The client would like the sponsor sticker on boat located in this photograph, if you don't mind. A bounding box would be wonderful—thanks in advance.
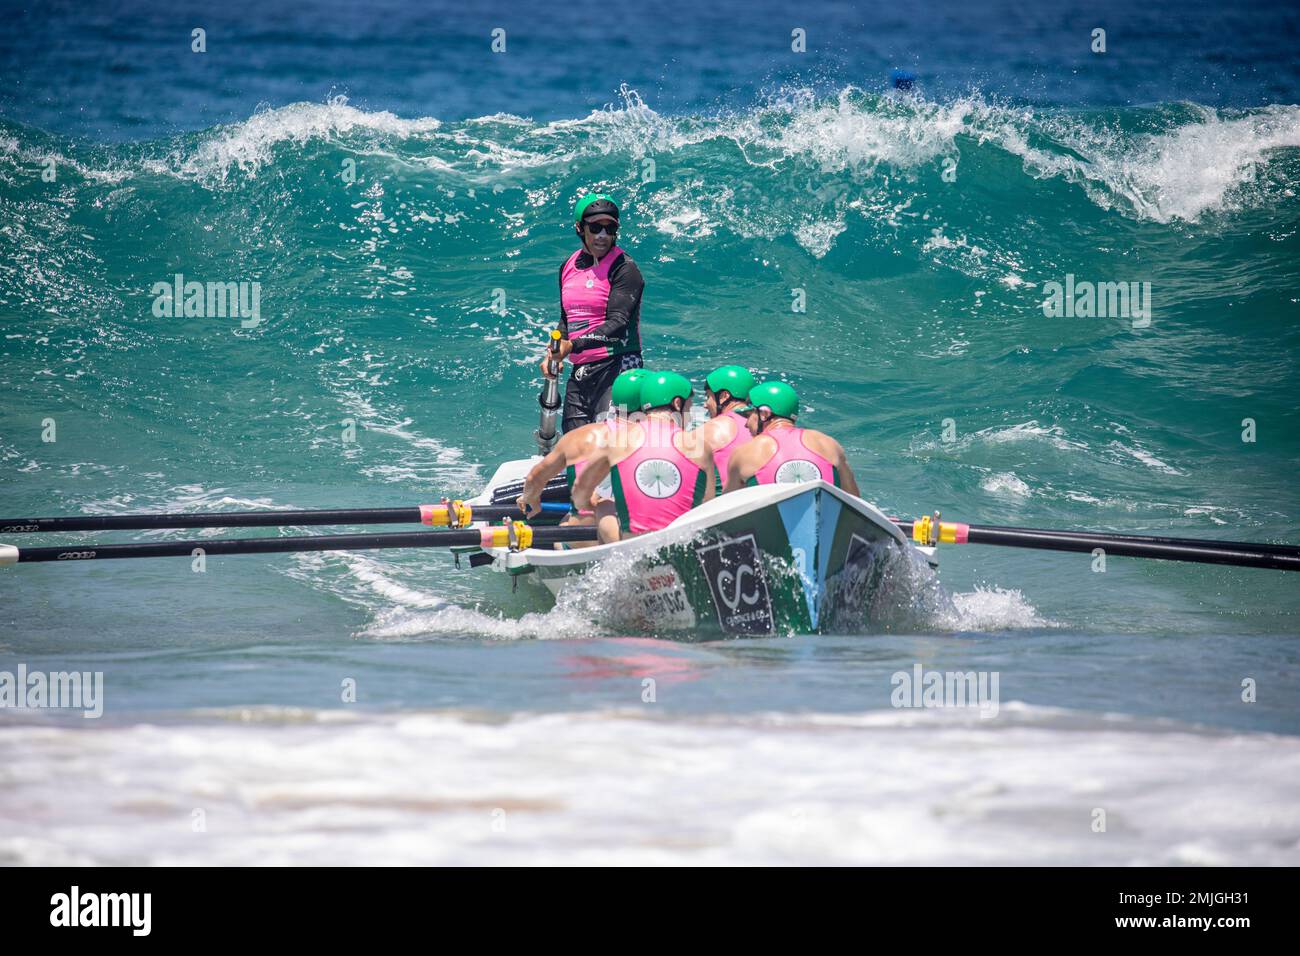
[695,533,774,634]
[825,532,892,626]
[629,564,695,628]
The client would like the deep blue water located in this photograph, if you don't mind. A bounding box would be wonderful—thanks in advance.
[3,0,1299,142]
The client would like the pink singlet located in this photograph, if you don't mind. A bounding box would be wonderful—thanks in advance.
[751,426,839,487]
[560,245,625,365]
[610,418,707,534]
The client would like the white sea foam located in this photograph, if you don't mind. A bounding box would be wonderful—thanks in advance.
[1039,104,1300,223]
[792,218,848,258]
[364,603,596,642]
[10,88,1292,243]
[948,586,1058,631]
[981,472,1033,498]
[149,95,442,184]
[2,706,1295,865]
[328,387,482,489]
[292,551,451,612]
[1107,439,1184,476]
[588,88,1300,233]
[916,421,1090,459]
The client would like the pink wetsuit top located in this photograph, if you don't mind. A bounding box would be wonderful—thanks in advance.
[561,245,624,365]
[751,426,839,486]
[610,417,707,534]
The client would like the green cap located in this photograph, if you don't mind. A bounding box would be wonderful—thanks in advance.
[639,371,693,411]
[609,368,647,413]
[573,193,618,223]
[739,381,799,419]
[705,365,756,401]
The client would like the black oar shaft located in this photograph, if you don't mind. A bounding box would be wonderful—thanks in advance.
[1,508,420,534]
[896,522,1300,571]
[0,504,545,534]
[10,526,597,564]
[970,523,1300,557]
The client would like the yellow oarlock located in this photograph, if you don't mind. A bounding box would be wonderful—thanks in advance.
[421,500,473,528]
[912,515,934,545]
[480,521,534,551]
[911,513,969,546]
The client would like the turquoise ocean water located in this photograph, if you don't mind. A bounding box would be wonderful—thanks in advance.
[1,0,1299,864]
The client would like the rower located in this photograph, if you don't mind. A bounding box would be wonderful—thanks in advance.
[515,369,646,522]
[697,364,756,493]
[723,381,861,496]
[572,371,716,544]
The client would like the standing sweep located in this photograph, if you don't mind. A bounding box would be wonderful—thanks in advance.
[538,194,646,434]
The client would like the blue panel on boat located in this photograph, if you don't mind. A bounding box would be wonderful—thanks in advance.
[774,489,816,632]
[778,489,822,629]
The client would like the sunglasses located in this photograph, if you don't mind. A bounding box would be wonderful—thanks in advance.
[583,220,618,236]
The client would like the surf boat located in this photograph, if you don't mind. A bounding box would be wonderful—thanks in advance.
[463,458,937,636]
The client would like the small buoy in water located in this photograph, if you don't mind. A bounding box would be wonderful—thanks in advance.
[890,69,916,91]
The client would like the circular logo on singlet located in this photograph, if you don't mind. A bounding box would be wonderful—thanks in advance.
[634,459,683,498]
[585,278,595,289]
[774,459,822,484]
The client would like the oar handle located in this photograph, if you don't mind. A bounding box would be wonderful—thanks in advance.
[545,327,563,378]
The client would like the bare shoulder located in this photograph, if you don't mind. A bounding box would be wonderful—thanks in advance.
[602,418,641,464]
[621,418,644,445]
[804,428,846,459]
[579,420,613,450]
[676,426,713,464]
[732,433,772,466]
[562,423,592,449]
[698,415,733,450]
[556,423,593,461]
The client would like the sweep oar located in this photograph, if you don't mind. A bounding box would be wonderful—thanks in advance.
[536,328,564,455]
[0,501,569,535]
[963,524,1300,556]
[0,523,596,565]
[898,517,1300,572]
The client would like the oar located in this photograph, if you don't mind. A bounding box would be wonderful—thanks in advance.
[0,524,597,565]
[964,524,1300,556]
[536,328,564,455]
[0,502,570,534]
[897,517,1300,572]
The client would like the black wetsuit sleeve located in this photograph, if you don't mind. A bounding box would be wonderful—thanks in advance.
[568,254,643,353]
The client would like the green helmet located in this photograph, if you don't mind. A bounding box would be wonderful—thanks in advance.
[639,371,693,411]
[609,368,646,414]
[741,381,799,419]
[573,193,618,224]
[705,365,755,402]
